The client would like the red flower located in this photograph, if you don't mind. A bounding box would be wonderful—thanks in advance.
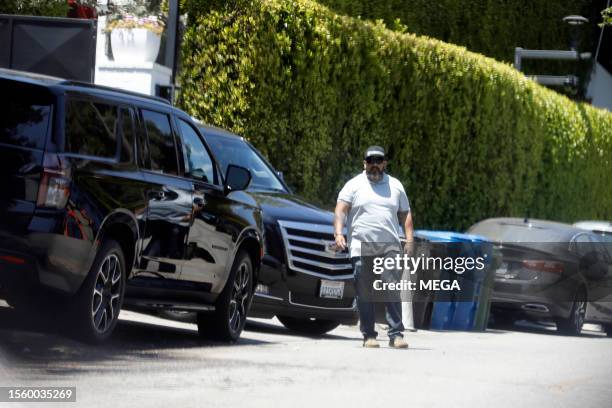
[67,1,98,19]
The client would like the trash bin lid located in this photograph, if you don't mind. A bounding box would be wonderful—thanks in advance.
[414,230,490,243]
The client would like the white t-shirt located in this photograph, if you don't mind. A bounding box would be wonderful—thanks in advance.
[337,172,410,257]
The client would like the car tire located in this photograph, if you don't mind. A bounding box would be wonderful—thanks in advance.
[197,250,253,343]
[556,289,586,336]
[73,240,126,343]
[277,316,341,336]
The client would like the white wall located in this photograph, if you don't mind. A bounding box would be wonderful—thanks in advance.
[587,63,612,112]
[94,16,171,97]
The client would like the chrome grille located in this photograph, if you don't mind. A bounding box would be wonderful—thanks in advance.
[278,220,353,279]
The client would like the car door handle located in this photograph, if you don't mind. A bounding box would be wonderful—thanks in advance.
[148,190,165,200]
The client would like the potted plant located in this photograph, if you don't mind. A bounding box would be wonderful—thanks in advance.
[105,0,165,63]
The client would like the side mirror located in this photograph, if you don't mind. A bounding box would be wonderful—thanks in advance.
[225,164,251,193]
[277,170,284,181]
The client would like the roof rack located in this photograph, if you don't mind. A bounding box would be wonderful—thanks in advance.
[59,80,172,105]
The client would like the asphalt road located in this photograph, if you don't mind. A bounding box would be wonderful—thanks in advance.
[0,301,611,408]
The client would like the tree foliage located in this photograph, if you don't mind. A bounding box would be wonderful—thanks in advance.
[602,6,612,26]
[315,0,594,64]
[0,0,69,16]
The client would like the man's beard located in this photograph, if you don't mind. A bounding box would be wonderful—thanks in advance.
[366,167,384,182]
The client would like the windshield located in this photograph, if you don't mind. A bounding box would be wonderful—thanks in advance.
[203,131,287,192]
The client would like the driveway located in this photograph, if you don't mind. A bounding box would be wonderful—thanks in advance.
[0,302,611,408]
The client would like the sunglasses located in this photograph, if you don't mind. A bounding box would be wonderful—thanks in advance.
[365,156,385,164]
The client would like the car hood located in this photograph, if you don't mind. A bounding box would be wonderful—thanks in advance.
[249,191,334,225]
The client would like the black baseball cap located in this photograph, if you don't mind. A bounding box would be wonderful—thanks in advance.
[364,146,385,160]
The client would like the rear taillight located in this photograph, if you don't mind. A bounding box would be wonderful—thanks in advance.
[0,255,26,265]
[37,153,71,209]
[522,260,564,274]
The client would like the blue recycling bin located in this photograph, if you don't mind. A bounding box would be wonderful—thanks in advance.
[413,230,494,331]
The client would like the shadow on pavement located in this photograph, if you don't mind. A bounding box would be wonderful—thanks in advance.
[487,319,607,339]
[0,305,274,375]
[245,319,362,341]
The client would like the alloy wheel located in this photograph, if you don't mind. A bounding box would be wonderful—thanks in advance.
[228,261,251,334]
[91,254,122,334]
[573,298,586,333]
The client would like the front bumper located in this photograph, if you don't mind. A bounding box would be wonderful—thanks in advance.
[249,258,358,324]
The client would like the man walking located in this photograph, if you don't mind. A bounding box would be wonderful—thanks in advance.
[334,146,413,348]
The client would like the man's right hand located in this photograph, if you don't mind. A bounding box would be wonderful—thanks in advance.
[335,234,347,251]
[333,200,350,252]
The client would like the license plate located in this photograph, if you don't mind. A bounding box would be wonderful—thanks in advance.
[319,280,344,299]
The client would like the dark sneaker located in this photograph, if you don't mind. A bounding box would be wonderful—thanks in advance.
[363,337,380,348]
[389,337,408,349]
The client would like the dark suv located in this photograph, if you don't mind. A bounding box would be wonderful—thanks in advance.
[0,69,263,343]
[199,125,358,335]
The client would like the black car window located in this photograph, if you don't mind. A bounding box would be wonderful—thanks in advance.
[66,99,119,158]
[0,80,52,150]
[141,110,178,175]
[177,119,216,185]
[135,111,149,169]
[119,108,135,164]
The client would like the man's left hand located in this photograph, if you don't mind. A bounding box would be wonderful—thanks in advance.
[404,241,415,256]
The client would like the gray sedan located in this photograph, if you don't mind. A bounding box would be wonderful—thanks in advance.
[468,218,612,336]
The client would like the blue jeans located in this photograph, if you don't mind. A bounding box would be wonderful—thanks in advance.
[352,256,404,340]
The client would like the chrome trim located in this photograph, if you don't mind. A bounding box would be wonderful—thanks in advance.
[122,298,215,312]
[295,271,353,280]
[285,233,337,246]
[521,303,550,313]
[290,255,352,270]
[278,220,352,279]
[280,220,337,234]
[286,243,348,259]
[254,293,284,302]
[288,292,356,311]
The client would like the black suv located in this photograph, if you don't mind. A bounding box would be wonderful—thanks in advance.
[199,125,358,335]
[0,69,263,343]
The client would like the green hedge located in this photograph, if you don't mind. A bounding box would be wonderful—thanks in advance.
[314,0,599,99]
[314,0,593,64]
[179,0,612,230]
[0,0,68,17]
